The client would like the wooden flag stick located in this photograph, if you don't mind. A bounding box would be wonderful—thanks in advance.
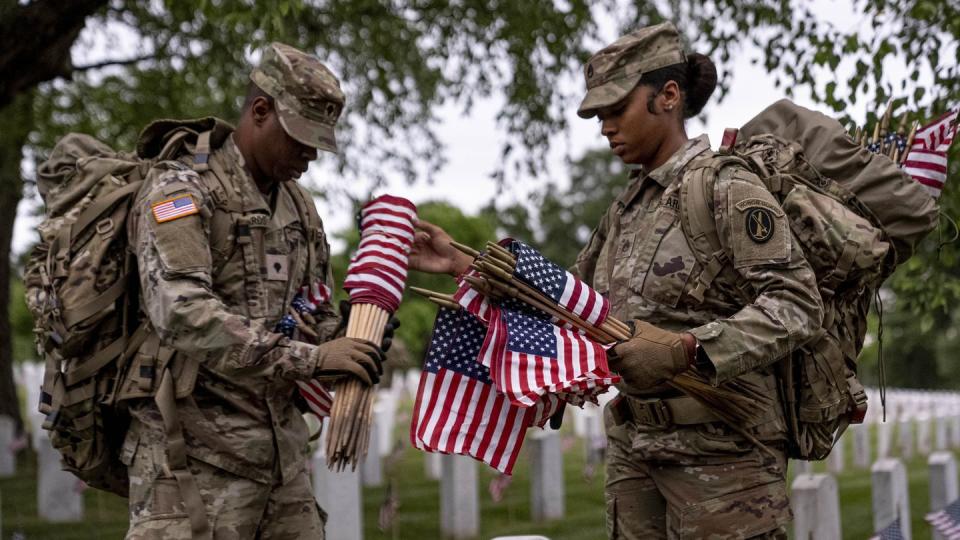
[449,241,480,257]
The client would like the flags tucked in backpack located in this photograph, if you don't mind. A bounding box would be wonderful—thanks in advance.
[903,108,958,198]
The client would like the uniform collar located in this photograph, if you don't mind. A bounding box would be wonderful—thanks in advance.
[647,134,711,187]
[219,135,271,213]
[615,134,711,211]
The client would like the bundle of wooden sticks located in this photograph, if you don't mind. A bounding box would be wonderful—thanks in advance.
[412,240,773,428]
[325,303,392,471]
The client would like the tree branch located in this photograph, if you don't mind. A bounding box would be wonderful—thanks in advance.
[72,53,157,73]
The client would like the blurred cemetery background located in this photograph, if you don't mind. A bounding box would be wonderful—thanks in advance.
[1,0,958,538]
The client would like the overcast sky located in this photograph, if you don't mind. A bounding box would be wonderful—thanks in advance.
[13,0,927,256]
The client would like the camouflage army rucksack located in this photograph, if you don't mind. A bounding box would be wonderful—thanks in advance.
[24,118,233,495]
[679,100,939,460]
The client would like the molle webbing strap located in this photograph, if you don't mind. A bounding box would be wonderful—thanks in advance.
[62,278,126,329]
[679,164,726,302]
[155,367,212,540]
[192,130,212,172]
[69,181,142,244]
[285,184,318,285]
[63,337,125,387]
[157,130,193,162]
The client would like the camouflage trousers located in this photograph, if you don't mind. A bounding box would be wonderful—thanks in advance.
[123,427,325,539]
[603,403,790,539]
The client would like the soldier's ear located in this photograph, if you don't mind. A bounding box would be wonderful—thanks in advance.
[249,96,274,126]
[659,80,682,114]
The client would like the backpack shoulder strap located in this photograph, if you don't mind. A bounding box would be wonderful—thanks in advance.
[680,156,735,303]
[284,182,322,285]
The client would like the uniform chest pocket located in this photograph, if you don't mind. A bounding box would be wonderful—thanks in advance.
[632,214,697,309]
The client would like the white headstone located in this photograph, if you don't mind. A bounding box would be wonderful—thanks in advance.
[852,423,871,469]
[791,473,841,540]
[929,452,958,540]
[792,460,813,475]
[312,441,363,539]
[0,416,16,477]
[361,420,383,487]
[425,451,442,480]
[827,433,845,473]
[36,435,83,522]
[916,418,932,455]
[934,416,949,451]
[871,458,912,540]
[529,430,564,521]
[375,391,398,457]
[951,416,960,449]
[440,454,479,539]
[897,420,913,459]
[878,421,892,459]
[20,362,47,450]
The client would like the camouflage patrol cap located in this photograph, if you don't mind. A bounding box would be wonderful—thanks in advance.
[250,42,345,153]
[577,22,687,119]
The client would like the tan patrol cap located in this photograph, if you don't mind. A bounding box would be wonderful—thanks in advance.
[577,22,687,119]
[250,42,345,153]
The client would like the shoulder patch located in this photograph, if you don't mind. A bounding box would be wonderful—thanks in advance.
[744,207,775,243]
[152,194,199,223]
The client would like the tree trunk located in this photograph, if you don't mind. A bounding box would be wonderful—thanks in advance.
[0,94,34,432]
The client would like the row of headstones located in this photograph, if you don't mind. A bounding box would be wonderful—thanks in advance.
[862,388,960,425]
[793,452,958,540]
[313,428,566,540]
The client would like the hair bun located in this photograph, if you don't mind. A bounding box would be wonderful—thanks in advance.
[684,53,717,117]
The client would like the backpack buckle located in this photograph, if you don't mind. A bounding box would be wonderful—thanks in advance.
[96,218,115,238]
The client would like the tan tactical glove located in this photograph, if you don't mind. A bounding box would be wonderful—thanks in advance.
[609,321,691,390]
[312,337,384,385]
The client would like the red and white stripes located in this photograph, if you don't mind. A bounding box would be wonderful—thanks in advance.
[343,195,417,312]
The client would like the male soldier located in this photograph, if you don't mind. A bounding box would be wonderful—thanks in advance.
[123,43,384,539]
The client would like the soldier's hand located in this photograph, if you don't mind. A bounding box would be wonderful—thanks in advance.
[409,220,473,276]
[312,337,385,385]
[608,321,693,389]
[381,315,400,353]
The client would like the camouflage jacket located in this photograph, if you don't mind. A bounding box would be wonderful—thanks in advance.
[126,135,339,484]
[572,135,824,434]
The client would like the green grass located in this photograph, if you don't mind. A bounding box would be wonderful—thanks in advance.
[1,417,955,539]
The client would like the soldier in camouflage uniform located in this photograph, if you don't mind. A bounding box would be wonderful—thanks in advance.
[408,21,822,540]
[122,43,384,539]
[569,23,824,538]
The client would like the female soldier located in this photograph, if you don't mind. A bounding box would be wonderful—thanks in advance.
[410,22,823,539]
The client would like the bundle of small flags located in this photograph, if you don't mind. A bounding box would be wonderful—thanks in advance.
[855,102,958,199]
[410,239,621,474]
[274,281,336,418]
[342,195,417,312]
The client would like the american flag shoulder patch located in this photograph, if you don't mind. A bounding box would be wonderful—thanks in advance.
[152,194,199,223]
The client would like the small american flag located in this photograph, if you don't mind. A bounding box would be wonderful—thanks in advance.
[927,497,960,539]
[151,195,198,223]
[511,240,609,326]
[483,297,619,407]
[343,195,417,312]
[410,307,558,474]
[868,518,906,540]
[903,108,958,198]
[273,279,336,418]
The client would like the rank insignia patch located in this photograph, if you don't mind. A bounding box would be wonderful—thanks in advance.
[152,195,199,223]
[745,207,774,243]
